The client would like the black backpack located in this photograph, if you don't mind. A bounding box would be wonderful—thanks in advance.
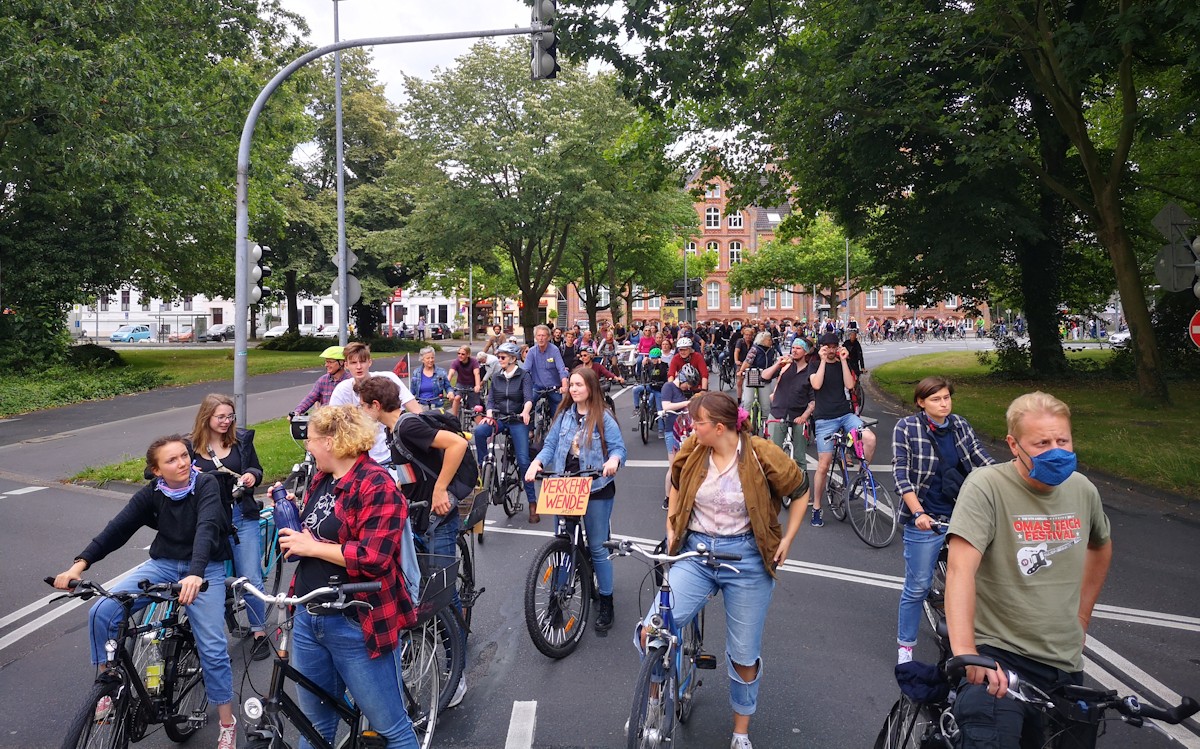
[390,411,479,499]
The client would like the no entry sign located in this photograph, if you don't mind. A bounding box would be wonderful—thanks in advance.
[1190,310,1200,351]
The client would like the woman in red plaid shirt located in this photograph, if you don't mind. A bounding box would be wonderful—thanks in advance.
[278,405,419,749]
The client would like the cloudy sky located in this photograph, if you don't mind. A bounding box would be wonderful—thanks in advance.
[277,0,535,103]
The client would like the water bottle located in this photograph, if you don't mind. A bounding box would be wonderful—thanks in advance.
[273,488,302,562]
[143,636,164,694]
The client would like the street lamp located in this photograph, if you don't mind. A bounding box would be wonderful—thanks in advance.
[333,0,350,346]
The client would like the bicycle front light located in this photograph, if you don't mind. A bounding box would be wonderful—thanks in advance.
[243,697,264,720]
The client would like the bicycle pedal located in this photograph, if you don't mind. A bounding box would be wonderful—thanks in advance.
[694,654,718,670]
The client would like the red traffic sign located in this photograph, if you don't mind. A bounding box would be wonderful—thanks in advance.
[1190,310,1200,351]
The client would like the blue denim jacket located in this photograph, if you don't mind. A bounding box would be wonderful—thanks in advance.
[534,406,627,494]
[411,366,452,403]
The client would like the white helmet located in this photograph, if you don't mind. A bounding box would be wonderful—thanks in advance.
[676,337,694,349]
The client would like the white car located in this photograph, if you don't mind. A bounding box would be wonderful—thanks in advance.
[1107,331,1131,347]
[263,324,319,338]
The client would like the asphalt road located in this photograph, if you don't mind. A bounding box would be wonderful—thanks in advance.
[0,338,1197,748]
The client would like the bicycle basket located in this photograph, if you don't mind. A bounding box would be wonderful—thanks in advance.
[457,488,488,529]
[290,415,310,440]
[745,368,764,388]
[413,553,460,625]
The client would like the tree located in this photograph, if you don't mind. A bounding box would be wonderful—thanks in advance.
[0,0,311,361]
[400,39,648,341]
[560,0,1200,402]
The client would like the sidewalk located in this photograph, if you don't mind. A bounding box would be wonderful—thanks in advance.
[0,355,403,482]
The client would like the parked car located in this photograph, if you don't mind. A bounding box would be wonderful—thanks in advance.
[313,325,338,338]
[199,323,234,342]
[167,329,194,343]
[428,323,454,340]
[264,324,321,338]
[1107,331,1131,348]
[110,324,152,343]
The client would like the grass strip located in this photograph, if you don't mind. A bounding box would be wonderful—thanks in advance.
[871,351,1199,498]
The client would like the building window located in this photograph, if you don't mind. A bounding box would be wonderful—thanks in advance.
[303,306,314,325]
[685,241,697,256]
[730,291,743,309]
[705,183,721,199]
[883,287,896,308]
[649,296,660,310]
[705,207,720,229]
[322,306,333,325]
[866,290,879,308]
[183,296,193,312]
[780,289,793,309]
[99,295,110,312]
[707,282,720,309]
[729,241,742,265]
[727,213,743,229]
[765,289,777,309]
[141,295,151,312]
[598,287,610,307]
[120,290,130,312]
[945,295,959,309]
[159,300,172,312]
[212,308,224,324]
[632,285,644,311]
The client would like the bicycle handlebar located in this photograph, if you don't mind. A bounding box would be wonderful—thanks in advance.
[534,469,601,479]
[227,577,381,610]
[603,539,742,567]
[44,577,208,600]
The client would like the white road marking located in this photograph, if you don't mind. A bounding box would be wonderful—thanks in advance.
[505,700,537,749]
[1,485,46,496]
[1084,648,1200,747]
[0,566,142,653]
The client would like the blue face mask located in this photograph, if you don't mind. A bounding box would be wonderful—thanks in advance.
[1017,444,1076,486]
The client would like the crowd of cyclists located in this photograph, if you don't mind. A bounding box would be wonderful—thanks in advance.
[51,312,1166,749]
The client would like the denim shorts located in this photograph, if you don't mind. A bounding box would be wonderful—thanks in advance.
[814,412,865,454]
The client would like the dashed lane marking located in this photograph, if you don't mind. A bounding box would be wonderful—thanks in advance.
[505,701,537,749]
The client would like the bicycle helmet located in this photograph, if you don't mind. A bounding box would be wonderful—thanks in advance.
[497,342,522,358]
[649,347,663,358]
[675,337,693,350]
[319,345,345,360]
[677,363,700,387]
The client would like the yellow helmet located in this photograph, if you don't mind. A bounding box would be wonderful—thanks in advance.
[319,346,345,360]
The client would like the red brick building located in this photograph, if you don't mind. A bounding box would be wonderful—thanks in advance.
[566,175,988,328]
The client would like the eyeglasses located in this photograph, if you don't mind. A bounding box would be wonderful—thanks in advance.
[214,414,237,423]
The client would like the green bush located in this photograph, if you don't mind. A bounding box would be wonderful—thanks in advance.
[0,366,169,417]
[67,343,126,369]
[975,335,1034,379]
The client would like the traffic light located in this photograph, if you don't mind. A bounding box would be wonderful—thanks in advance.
[249,243,272,305]
[531,0,559,80]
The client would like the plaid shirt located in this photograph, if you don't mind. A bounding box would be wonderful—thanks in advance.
[310,453,416,657]
[293,371,351,415]
[892,413,995,499]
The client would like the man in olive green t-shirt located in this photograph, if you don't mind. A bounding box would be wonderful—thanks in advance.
[946,392,1112,748]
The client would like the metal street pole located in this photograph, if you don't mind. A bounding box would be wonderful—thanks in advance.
[683,248,689,325]
[234,26,537,427]
[334,0,349,346]
[844,237,850,327]
[468,265,474,344]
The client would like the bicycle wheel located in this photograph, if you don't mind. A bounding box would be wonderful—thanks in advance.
[873,694,935,749]
[224,586,252,640]
[524,539,592,658]
[675,611,705,724]
[432,607,465,714]
[502,473,521,518]
[627,645,674,749]
[402,625,441,749]
[163,625,209,742]
[827,453,849,521]
[62,678,131,749]
[456,533,478,633]
[480,459,498,508]
[639,401,651,445]
[848,471,898,548]
[259,514,287,595]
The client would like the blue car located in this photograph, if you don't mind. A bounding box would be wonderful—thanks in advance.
[110,324,152,343]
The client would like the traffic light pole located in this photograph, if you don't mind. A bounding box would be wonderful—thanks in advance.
[234,25,544,427]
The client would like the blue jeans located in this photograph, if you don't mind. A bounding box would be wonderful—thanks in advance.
[425,502,464,619]
[814,412,865,454]
[636,532,774,716]
[232,506,267,633]
[582,496,614,596]
[896,524,943,647]
[631,386,663,428]
[88,558,233,705]
[473,419,536,507]
[292,610,419,749]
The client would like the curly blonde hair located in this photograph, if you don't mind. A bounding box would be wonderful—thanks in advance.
[308,405,377,459]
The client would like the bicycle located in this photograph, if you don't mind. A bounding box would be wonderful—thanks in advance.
[920,518,951,636]
[51,578,210,749]
[635,373,658,445]
[453,386,478,432]
[530,387,559,453]
[717,355,735,392]
[762,417,804,509]
[523,469,602,659]
[875,652,1199,749]
[604,539,739,749]
[231,563,457,749]
[742,367,766,435]
[822,416,899,548]
[478,414,523,518]
[284,414,317,503]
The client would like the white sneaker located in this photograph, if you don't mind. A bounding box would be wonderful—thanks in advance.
[216,717,236,749]
[898,646,914,664]
[731,734,754,749]
[448,675,467,708]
